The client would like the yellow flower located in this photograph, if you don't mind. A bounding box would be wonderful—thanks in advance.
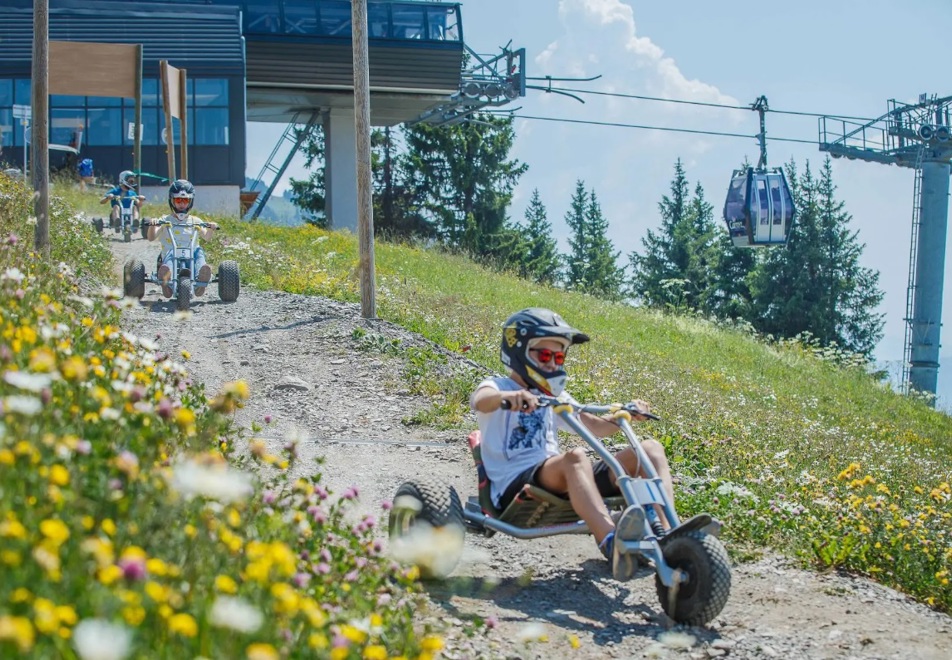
[174,408,195,428]
[146,558,168,577]
[101,519,117,536]
[569,634,581,649]
[122,606,146,626]
[98,565,123,586]
[363,645,387,660]
[49,464,70,487]
[421,635,444,652]
[167,613,197,637]
[340,624,367,645]
[0,615,35,651]
[11,588,31,603]
[60,356,87,382]
[0,449,14,465]
[246,643,279,660]
[0,519,27,539]
[33,598,59,634]
[55,605,77,626]
[308,633,329,649]
[39,519,70,547]
[145,581,169,603]
[215,575,238,594]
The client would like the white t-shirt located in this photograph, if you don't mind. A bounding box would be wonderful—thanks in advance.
[471,376,578,507]
[155,213,205,255]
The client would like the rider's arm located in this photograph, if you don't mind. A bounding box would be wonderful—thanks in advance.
[471,385,539,413]
[199,221,219,240]
[146,218,164,242]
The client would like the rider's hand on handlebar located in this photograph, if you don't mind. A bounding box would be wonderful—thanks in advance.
[627,399,659,421]
[500,390,539,412]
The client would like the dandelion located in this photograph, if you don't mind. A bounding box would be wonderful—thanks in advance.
[246,643,279,660]
[167,613,197,637]
[72,619,132,660]
[209,597,263,633]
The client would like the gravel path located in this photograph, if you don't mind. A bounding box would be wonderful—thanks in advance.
[106,229,952,660]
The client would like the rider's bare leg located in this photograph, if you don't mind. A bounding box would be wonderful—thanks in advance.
[535,448,614,543]
[608,443,674,528]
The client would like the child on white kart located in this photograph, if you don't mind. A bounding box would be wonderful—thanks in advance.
[145,179,219,298]
[100,170,144,226]
[470,307,675,575]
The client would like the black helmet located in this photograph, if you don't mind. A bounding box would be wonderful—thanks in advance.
[168,179,195,217]
[119,170,137,189]
[500,308,589,396]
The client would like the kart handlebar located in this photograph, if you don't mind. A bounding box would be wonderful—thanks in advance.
[500,394,660,420]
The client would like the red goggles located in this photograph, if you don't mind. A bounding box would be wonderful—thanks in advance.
[530,347,566,365]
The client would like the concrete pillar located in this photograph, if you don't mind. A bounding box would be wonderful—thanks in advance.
[325,107,358,232]
[909,159,951,396]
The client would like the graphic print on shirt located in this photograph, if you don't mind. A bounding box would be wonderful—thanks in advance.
[508,410,545,451]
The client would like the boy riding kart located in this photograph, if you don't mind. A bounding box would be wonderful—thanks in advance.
[470,307,675,577]
[100,170,144,227]
[145,179,219,298]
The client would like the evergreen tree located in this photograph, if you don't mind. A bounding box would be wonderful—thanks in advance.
[401,113,527,261]
[629,160,719,310]
[566,181,624,299]
[514,189,562,285]
[289,125,328,228]
[749,158,884,357]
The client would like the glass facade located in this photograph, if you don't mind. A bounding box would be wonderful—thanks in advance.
[238,0,461,41]
[0,77,230,150]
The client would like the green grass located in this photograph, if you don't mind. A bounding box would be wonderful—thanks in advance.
[204,215,952,613]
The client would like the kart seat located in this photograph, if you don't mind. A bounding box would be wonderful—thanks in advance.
[467,431,624,530]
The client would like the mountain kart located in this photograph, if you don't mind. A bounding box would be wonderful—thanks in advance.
[389,396,732,626]
[122,219,240,311]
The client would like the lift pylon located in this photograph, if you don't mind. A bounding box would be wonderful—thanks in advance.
[819,95,952,401]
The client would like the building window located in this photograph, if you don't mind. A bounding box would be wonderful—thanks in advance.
[192,79,230,145]
[284,0,319,35]
[319,1,352,36]
[246,0,281,33]
[87,107,122,146]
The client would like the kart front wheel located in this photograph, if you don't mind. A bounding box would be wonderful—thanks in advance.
[123,259,145,299]
[655,530,731,626]
[218,260,240,302]
[176,276,192,312]
[388,480,464,579]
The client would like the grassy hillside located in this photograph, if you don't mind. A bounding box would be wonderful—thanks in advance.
[56,185,952,611]
[193,216,952,613]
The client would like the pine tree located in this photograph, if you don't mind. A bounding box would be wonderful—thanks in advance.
[513,189,562,285]
[629,160,719,310]
[749,158,884,357]
[566,182,624,299]
[401,113,527,260]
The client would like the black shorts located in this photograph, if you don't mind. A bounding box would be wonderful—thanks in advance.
[497,457,618,510]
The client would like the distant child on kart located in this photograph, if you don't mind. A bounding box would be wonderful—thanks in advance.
[100,170,144,224]
[469,307,675,574]
[145,179,219,298]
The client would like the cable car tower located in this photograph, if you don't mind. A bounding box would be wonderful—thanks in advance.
[819,94,952,400]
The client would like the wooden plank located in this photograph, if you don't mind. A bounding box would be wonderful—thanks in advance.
[49,41,139,98]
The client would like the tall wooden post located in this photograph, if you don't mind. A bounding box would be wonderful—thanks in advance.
[160,60,176,181]
[134,44,142,184]
[351,0,376,319]
[32,0,50,258]
[179,69,188,180]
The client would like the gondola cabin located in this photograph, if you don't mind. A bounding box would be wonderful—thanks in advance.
[723,167,795,248]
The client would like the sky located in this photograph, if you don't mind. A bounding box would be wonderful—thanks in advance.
[246,0,952,401]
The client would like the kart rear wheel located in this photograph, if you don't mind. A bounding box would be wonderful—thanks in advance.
[123,259,145,300]
[389,480,464,579]
[655,530,731,626]
[93,217,103,234]
[176,276,192,312]
[218,260,240,302]
[140,221,149,240]
[123,228,131,243]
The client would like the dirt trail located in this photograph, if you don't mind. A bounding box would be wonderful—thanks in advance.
[104,228,952,659]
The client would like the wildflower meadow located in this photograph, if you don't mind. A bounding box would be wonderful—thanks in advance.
[0,178,442,658]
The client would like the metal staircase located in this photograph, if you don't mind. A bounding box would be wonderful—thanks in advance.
[245,110,321,220]
[901,146,926,393]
